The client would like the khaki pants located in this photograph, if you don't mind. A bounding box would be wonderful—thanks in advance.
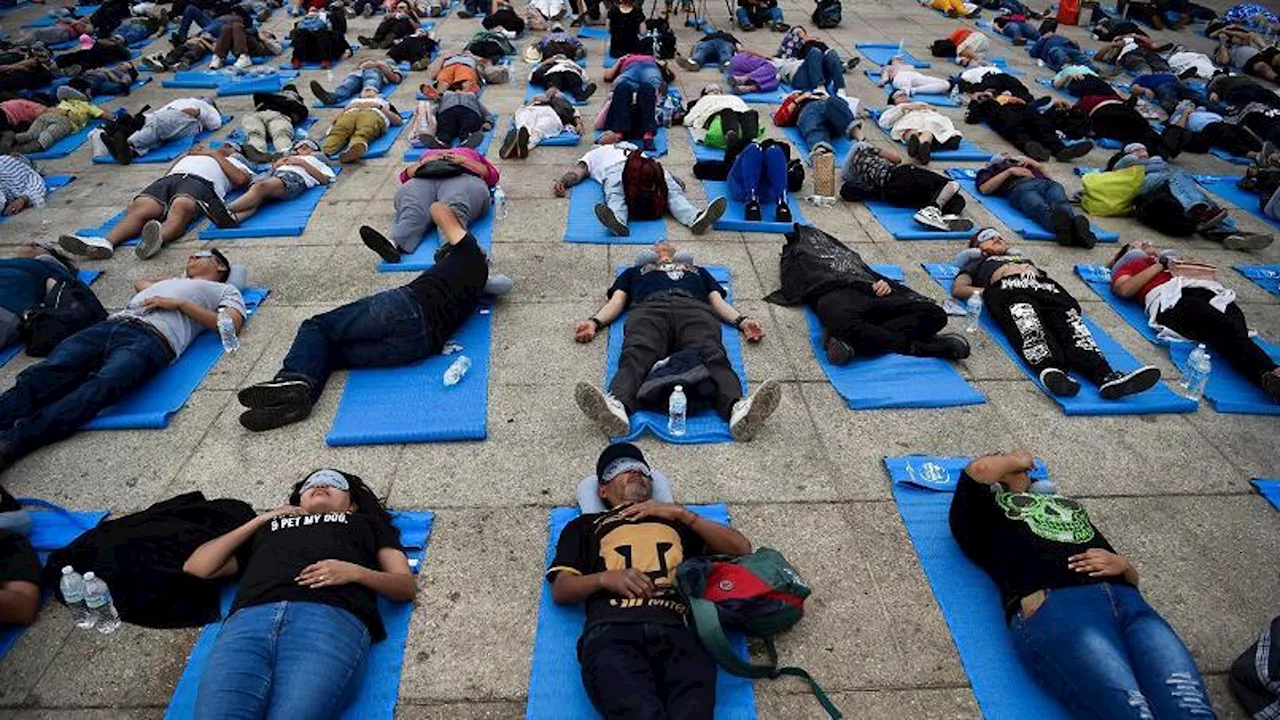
[241,110,294,152]
[321,109,386,154]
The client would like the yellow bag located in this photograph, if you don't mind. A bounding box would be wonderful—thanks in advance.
[1081,165,1145,217]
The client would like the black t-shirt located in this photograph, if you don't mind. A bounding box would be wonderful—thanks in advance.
[961,254,1038,288]
[949,471,1128,620]
[608,262,727,306]
[231,512,403,641]
[405,231,490,351]
[0,530,39,586]
[608,7,644,58]
[546,506,707,628]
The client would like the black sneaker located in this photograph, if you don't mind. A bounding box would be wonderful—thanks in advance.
[360,225,402,263]
[1054,140,1093,161]
[105,129,133,165]
[515,126,530,158]
[594,203,630,236]
[1099,366,1161,399]
[917,139,932,164]
[1023,141,1050,162]
[310,80,336,106]
[1072,214,1096,248]
[237,378,312,410]
[1039,368,1081,397]
[195,195,239,228]
[499,128,519,159]
[580,82,597,101]
[774,197,791,223]
[823,332,854,365]
[745,197,762,222]
[462,130,485,148]
[239,401,313,432]
[910,333,971,360]
[690,197,726,235]
[907,134,921,161]
[1051,208,1074,246]
[241,144,279,164]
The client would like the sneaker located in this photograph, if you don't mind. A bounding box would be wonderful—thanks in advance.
[233,53,253,70]
[1072,214,1096,248]
[913,205,950,231]
[457,7,474,17]
[942,213,974,232]
[845,57,860,70]
[774,197,792,223]
[241,144,279,164]
[499,127,520,159]
[515,125,530,158]
[1039,367,1080,397]
[362,2,374,15]
[594,203,629,236]
[1221,233,1274,251]
[823,332,854,365]
[1261,370,1280,403]
[338,140,367,163]
[917,139,932,164]
[105,129,134,165]
[461,130,485,148]
[1054,140,1092,161]
[811,149,835,197]
[135,219,164,259]
[416,133,446,149]
[907,133,921,161]
[58,234,114,259]
[909,333,971,360]
[1023,140,1051,161]
[1051,208,1074,246]
[360,225,402,263]
[677,56,701,71]
[1012,36,1028,46]
[744,196,762,222]
[484,273,515,296]
[310,80,336,106]
[573,382,630,436]
[1099,366,1161,399]
[291,57,303,69]
[690,196,726,235]
[209,55,222,69]
[141,53,168,71]
[195,195,238,228]
[580,82,597,101]
[237,380,314,431]
[729,379,781,441]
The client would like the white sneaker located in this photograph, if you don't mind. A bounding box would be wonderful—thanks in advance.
[58,234,114,259]
[574,382,630,437]
[135,219,164,260]
[729,378,781,441]
[233,54,253,70]
[913,205,950,231]
[209,56,223,69]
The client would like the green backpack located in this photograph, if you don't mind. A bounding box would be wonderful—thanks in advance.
[676,547,842,719]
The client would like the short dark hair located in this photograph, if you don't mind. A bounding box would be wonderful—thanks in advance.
[208,248,231,283]
[289,469,397,533]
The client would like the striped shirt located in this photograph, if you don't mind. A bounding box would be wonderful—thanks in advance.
[0,155,47,208]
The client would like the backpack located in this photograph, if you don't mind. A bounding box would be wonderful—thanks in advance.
[1080,165,1144,217]
[676,548,842,719]
[622,150,669,220]
[811,0,841,28]
[638,17,677,59]
[19,275,108,357]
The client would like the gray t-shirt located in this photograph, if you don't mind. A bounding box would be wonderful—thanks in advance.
[116,278,247,359]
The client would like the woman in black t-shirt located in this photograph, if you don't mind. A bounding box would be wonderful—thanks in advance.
[607,0,644,59]
[184,469,413,719]
[950,451,1213,718]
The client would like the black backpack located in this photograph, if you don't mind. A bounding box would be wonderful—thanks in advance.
[19,275,107,357]
[811,0,841,28]
[639,17,677,59]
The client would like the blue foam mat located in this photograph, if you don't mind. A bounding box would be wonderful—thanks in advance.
[0,175,74,224]
[868,201,972,240]
[1236,264,1280,298]
[377,209,495,272]
[326,308,492,445]
[593,127,669,157]
[700,180,805,234]
[0,270,100,368]
[1033,75,1075,98]
[75,207,206,247]
[564,178,666,244]
[165,511,434,720]
[576,26,610,39]
[1194,174,1280,231]
[803,265,985,409]
[84,76,151,104]
[198,168,341,239]
[361,111,412,159]
[93,114,233,164]
[856,43,931,68]
[1208,146,1252,165]
[1252,479,1280,512]
[605,265,744,443]
[314,79,399,107]
[923,263,1196,415]
[83,289,269,430]
[946,169,1119,242]
[779,125,851,165]
[863,71,958,107]
[733,85,788,105]
[525,81,588,105]
[1075,264,1280,416]
[402,121,497,160]
[884,455,1071,720]
[526,504,757,720]
[214,73,298,97]
[866,110,991,161]
[279,45,359,71]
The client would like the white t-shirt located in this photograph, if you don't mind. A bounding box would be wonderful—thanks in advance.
[580,142,637,182]
[274,155,337,189]
[169,154,252,199]
[116,278,247,359]
[959,65,1003,83]
[514,105,569,143]
[157,99,223,131]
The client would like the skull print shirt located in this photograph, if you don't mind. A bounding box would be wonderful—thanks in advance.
[949,471,1128,620]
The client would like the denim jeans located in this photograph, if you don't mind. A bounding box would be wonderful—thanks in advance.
[600,164,700,227]
[579,622,717,720]
[117,20,152,44]
[727,141,787,203]
[1041,43,1093,71]
[790,46,844,94]
[279,286,434,401]
[605,66,663,137]
[178,5,222,39]
[736,5,783,27]
[1010,584,1214,719]
[1001,21,1039,41]
[691,38,735,66]
[795,96,854,152]
[0,319,169,458]
[333,68,385,103]
[1004,177,1071,232]
[195,601,372,720]
[1149,82,1221,114]
[129,108,201,155]
[1143,169,1211,213]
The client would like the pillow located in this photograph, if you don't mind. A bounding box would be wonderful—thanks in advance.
[1081,165,1144,217]
[952,247,983,268]
[227,264,249,290]
[576,470,675,513]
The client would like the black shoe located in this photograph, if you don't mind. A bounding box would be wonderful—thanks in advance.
[241,144,280,164]
[1039,368,1081,397]
[310,80,336,106]
[239,401,312,432]
[195,195,239,228]
[907,134,921,161]
[917,140,932,164]
[823,332,854,365]
[910,333,971,360]
[1012,36,1028,46]
[1023,141,1050,162]
[105,129,133,165]
[580,82,597,101]
[1051,208,1074,246]
[499,128,519,159]
[1072,214,1096,248]
[237,378,312,409]
[516,126,530,158]
[360,225,402,263]
[358,34,375,46]
[774,197,791,223]
[745,197,762,222]
[462,130,485,148]
[594,203,629,236]
[1054,140,1093,161]
[0,483,18,512]
[1099,366,1161,399]
[417,133,446,149]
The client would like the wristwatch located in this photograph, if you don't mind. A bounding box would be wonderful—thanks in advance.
[733,315,748,329]
[589,317,604,330]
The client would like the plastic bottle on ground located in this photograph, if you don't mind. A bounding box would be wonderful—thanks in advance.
[82,572,121,634]
[668,385,687,436]
[59,566,96,629]
[965,290,983,333]
[217,308,240,352]
[1180,343,1211,401]
[443,355,471,386]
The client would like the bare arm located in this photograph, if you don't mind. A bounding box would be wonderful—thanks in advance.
[0,581,39,625]
[682,508,751,555]
[964,451,1034,484]
[553,161,590,195]
[183,513,273,579]
[300,160,334,184]
[602,64,619,83]
[707,291,744,324]
[1112,262,1164,298]
[133,279,156,292]
[592,291,629,325]
[383,106,404,125]
[182,302,243,333]
[977,168,1020,195]
[212,154,252,187]
[355,548,415,601]
[952,272,977,300]
[876,146,904,164]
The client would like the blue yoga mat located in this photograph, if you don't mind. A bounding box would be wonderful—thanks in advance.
[564,179,665,244]
[778,125,851,165]
[946,169,1120,242]
[0,175,74,225]
[605,265,744,444]
[923,263,1196,415]
[93,114,233,165]
[0,270,100,368]
[1033,76,1075,98]
[1194,174,1280,231]
[699,180,805,234]
[525,81,589,105]
[526,504,757,720]
[803,265,985,409]
[25,118,104,160]
[75,207,206,247]
[734,85,788,105]
[0,500,109,663]
[83,76,151,104]
[856,43,931,68]
[1075,264,1280,416]
[869,201,972,241]
[83,289,269,430]
[376,208,494,273]
[279,45,359,71]
[224,116,319,151]
[1236,264,1280,298]
[864,71,959,107]
[165,511,435,720]
[163,70,269,89]
[362,111,412,159]
[198,168,341,240]
[1252,479,1280,512]
[314,80,399,108]
[215,73,299,97]
[326,307,492,445]
[576,26,610,39]
[884,455,1071,720]
[403,122,497,161]
[867,109,990,161]
[1208,147,1252,166]
[592,128,669,157]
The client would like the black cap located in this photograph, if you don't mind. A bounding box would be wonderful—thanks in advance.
[596,442,647,483]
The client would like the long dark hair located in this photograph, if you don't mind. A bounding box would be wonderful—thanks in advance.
[289,469,395,532]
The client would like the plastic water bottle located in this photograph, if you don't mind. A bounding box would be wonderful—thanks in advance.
[326,68,335,84]
[492,185,507,221]
[965,290,983,333]
[443,355,471,386]
[31,193,49,227]
[667,385,687,436]
[217,308,240,352]
[949,83,962,105]
[60,567,96,629]
[82,572,121,634]
[1180,343,1211,401]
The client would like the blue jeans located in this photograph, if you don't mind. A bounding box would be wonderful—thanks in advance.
[116,20,151,44]
[1149,82,1222,114]
[795,96,854,152]
[333,68,384,103]
[790,46,844,94]
[280,286,434,401]
[0,319,169,458]
[605,65,663,137]
[736,5,783,27]
[1010,584,1214,719]
[195,601,371,720]
[178,5,223,39]
[727,142,787,203]
[1143,169,1211,213]
[1004,177,1071,232]
[691,38,735,66]
[1001,21,1039,41]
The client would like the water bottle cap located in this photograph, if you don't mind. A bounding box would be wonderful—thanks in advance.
[62,566,73,574]
[83,571,95,580]
[674,385,683,391]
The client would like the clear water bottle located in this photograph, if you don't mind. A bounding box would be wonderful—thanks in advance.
[965,290,983,333]
[949,83,962,105]
[492,185,507,221]
[667,384,687,436]
[443,355,471,386]
[31,193,49,227]
[217,308,240,352]
[60,566,96,629]
[82,572,121,634]
[1180,343,1211,401]
[326,68,335,84]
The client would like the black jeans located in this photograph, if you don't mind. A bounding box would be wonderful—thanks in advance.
[984,105,1068,155]
[812,287,946,356]
[1155,288,1277,384]
[985,274,1113,384]
[434,105,484,144]
[1089,104,1167,155]
[579,622,717,720]
[610,295,742,418]
[1183,121,1259,158]
[537,71,588,100]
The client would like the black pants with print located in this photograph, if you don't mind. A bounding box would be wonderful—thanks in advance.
[985,274,1113,384]
[579,621,717,720]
